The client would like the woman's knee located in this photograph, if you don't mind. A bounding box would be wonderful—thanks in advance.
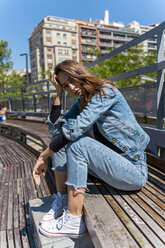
[67,135,91,154]
[51,146,67,171]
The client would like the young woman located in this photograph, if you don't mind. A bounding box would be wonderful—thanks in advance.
[33,60,150,239]
[0,102,7,121]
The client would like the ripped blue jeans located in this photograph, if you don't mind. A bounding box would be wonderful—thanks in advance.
[51,135,148,191]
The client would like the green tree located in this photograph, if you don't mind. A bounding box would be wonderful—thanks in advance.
[0,40,13,90]
[3,72,27,97]
[40,69,50,79]
[89,46,157,88]
[142,50,157,79]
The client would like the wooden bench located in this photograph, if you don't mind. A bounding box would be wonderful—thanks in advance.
[0,119,51,151]
[0,119,165,247]
[0,136,52,248]
[84,160,165,247]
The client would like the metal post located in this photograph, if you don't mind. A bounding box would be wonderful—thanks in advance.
[20,53,29,83]
[26,54,29,84]
[21,88,25,112]
[157,31,165,129]
[62,89,66,114]
[47,81,50,112]
[33,95,36,112]
[8,98,12,111]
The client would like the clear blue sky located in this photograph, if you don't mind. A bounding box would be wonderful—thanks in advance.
[0,0,165,70]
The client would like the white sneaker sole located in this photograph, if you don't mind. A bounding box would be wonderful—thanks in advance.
[39,226,86,239]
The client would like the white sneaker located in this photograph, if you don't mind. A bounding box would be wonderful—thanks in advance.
[40,209,86,239]
[40,192,67,223]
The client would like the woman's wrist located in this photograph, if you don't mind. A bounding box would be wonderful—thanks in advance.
[39,147,54,161]
[56,92,63,99]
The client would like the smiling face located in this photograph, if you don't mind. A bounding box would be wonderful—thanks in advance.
[57,71,82,96]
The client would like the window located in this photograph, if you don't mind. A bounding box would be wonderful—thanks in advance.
[63,34,67,39]
[58,49,63,55]
[57,41,61,45]
[92,39,96,44]
[46,31,51,36]
[57,33,60,38]
[72,35,76,40]
[72,44,76,48]
[65,50,69,55]
[63,42,67,46]
[48,58,52,63]
[82,54,86,59]
[58,58,65,63]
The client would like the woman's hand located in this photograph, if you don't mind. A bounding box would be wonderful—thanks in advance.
[33,156,48,186]
[50,71,63,96]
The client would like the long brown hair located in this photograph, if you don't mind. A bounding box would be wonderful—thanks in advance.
[0,102,5,109]
[55,60,115,111]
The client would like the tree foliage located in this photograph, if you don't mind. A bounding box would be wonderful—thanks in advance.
[0,40,13,90]
[0,41,27,99]
[89,46,157,88]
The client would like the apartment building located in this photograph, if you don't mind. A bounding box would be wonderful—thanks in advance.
[127,21,159,53]
[29,11,162,81]
[74,19,98,63]
[94,12,139,55]
[29,16,79,82]
[96,23,139,55]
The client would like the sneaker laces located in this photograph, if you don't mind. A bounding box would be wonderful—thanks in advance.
[56,208,70,230]
[48,192,63,215]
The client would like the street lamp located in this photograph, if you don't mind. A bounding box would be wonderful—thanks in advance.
[20,53,29,83]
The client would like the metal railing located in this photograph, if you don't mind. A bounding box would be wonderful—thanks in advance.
[87,21,165,129]
[0,21,165,158]
[0,22,165,126]
[0,79,66,115]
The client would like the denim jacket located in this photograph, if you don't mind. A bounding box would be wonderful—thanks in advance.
[47,87,150,161]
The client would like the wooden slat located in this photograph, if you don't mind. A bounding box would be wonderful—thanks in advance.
[96,179,165,247]
[147,179,165,195]
[0,135,52,247]
[85,178,139,248]
[141,187,165,210]
[14,229,23,248]
[13,167,19,230]
[7,230,15,248]
[17,177,26,229]
[0,230,7,248]
[119,192,165,246]
[0,120,51,147]
[0,169,10,231]
[94,181,153,248]
[148,165,165,181]
[136,190,165,218]
[129,191,165,230]
[7,169,14,230]
[144,183,165,203]
[20,228,30,248]
[148,174,165,191]
[147,153,165,173]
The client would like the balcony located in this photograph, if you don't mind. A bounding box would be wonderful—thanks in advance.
[81,32,96,37]
[99,34,113,39]
[99,42,113,48]
[81,39,96,45]
[81,48,96,54]
[82,57,95,62]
